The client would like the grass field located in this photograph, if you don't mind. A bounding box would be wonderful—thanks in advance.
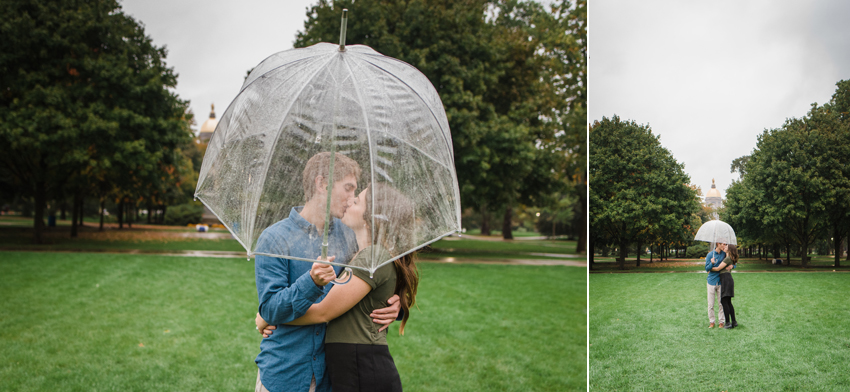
[0,251,586,391]
[590,272,850,391]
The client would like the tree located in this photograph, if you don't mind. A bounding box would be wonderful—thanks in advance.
[294,0,584,240]
[589,116,700,269]
[0,0,193,241]
[744,115,832,267]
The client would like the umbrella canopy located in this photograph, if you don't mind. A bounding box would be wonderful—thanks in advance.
[694,219,737,251]
[195,41,461,275]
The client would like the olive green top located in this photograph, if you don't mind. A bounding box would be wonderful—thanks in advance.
[325,246,397,345]
[719,259,736,274]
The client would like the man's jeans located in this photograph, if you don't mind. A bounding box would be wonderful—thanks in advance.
[707,283,725,324]
[257,370,316,392]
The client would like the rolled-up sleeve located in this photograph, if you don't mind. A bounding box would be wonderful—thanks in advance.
[256,253,325,325]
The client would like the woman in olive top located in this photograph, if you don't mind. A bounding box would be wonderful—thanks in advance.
[259,183,419,392]
[710,243,738,329]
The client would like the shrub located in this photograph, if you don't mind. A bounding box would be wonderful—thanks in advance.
[164,203,204,226]
[686,242,709,259]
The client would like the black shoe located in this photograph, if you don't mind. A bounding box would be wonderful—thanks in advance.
[732,321,738,328]
[724,323,734,329]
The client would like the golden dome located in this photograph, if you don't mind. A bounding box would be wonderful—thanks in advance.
[706,178,722,199]
[199,104,218,142]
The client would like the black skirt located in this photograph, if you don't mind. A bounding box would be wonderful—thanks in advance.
[720,272,734,298]
[325,343,402,392]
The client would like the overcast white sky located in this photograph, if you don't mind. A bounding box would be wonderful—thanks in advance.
[588,0,850,200]
[119,0,317,133]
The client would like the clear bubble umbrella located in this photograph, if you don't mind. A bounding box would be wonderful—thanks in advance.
[194,11,461,276]
[694,219,737,252]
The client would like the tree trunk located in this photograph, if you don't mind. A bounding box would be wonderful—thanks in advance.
[70,193,80,238]
[127,202,132,229]
[589,237,595,270]
[60,201,67,221]
[147,202,152,224]
[650,244,654,262]
[33,180,46,244]
[480,207,491,236]
[160,205,167,224]
[99,200,105,231]
[78,196,84,227]
[636,240,641,267]
[801,240,809,267]
[118,200,124,229]
[502,205,513,240]
[575,193,586,253]
[834,235,841,268]
[617,239,628,270]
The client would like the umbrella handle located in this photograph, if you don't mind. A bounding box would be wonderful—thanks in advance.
[332,267,353,285]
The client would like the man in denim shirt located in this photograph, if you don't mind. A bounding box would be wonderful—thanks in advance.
[254,152,400,392]
[704,242,733,328]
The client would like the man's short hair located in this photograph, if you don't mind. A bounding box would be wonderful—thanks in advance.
[302,152,362,201]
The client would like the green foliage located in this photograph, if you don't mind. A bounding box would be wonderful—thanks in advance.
[163,203,204,226]
[589,116,700,263]
[293,0,586,239]
[726,90,850,265]
[685,242,709,258]
[0,0,194,240]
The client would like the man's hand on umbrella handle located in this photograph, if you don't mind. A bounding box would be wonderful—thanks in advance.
[256,312,276,338]
[311,256,337,286]
[371,294,401,332]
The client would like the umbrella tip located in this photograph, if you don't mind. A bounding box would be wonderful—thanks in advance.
[339,9,348,52]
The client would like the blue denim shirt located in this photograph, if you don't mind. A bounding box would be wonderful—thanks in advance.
[255,207,358,392]
[705,250,733,285]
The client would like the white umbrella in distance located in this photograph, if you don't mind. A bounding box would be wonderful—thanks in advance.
[694,219,737,252]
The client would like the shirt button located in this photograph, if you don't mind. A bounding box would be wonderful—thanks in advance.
[316,331,320,335]
[313,356,317,361]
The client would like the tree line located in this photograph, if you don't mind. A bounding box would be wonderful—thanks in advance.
[0,0,197,243]
[723,80,850,267]
[295,0,587,246]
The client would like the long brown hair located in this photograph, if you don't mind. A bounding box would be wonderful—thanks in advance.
[363,183,419,335]
[727,244,739,264]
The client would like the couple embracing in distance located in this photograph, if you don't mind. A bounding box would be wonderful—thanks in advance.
[705,241,739,330]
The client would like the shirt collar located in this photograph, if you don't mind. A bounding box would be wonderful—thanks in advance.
[289,206,336,235]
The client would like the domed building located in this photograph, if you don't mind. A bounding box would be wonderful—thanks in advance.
[197,103,221,225]
[705,179,722,216]
[199,103,218,143]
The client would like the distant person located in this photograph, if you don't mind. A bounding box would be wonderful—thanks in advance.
[258,183,418,392]
[704,242,733,328]
[253,152,400,392]
[710,243,739,329]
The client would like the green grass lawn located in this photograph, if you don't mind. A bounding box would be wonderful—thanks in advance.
[590,272,850,391]
[0,251,586,391]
